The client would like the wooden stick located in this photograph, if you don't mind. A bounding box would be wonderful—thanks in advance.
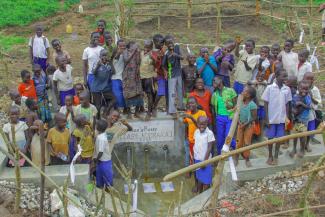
[163,125,325,181]
[256,0,260,16]
[215,0,221,45]
[260,204,325,217]
[187,0,192,29]
[38,121,45,217]
[292,165,325,177]
[260,12,309,26]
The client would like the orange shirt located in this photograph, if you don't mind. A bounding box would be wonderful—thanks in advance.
[184,109,207,144]
[18,80,37,100]
[189,90,212,122]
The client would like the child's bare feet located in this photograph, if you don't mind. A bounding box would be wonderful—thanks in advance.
[272,158,278,165]
[305,145,312,153]
[289,150,296,158]
[234,157,239,166]
[245,160,252,168]
[266,157,273,165]
[144,113,151,121]
[297,151,305,158]
[282,143,289,149]
[152,109,157,117]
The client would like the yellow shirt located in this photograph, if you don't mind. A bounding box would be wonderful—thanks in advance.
[47,127,70,156]
[140,51,155,79]
[72,125,94,158]
[184,110,207,144]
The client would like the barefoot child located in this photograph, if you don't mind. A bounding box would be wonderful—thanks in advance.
[59,95,75,133]
[193,116,215,193]
[74,90,98,130]
[279,39,298,77]
[51,39,71,64]
[18,70,37,100]
[47,113,70,164]
[290,81,311,158]
[262,69,292,165]
[3,106,29,167]
[235,86,257,167]
[182,54,197,103]
[297,49,312,82]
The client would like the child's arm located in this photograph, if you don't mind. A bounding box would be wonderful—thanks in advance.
[242,58,252,71]
[205,141,214,160]
[264,101,269,126]
[53,80,60,105]
[46,47,50,64]
[197,62,207,76]
[24,129,31,152]
[93,152,103,163]
[82,59,88,87]
[92,116,96,131]
[120,119,133,131]
[29,39,33,64]
[184,114,198,127]
[251,108,257,123]
[208,61,218,74]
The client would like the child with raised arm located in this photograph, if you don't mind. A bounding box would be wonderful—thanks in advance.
[18,70,37,100]
[3,106,29,167]
[297,49,312,82]
[47,113,70,164]
[234,39,257,95]
[51,39,71,64]
[59,95,75,134]
[28,25,50,72]
[235,86,257,167]
[262,68,292,165]
[252,46,270,80]
[193,116,215,193]
[279,39,298,77]
[290,81,311,158]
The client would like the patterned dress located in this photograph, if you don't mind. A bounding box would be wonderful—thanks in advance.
[33,73,52,123]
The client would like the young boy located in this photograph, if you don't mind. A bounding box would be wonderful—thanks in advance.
[3,106,29,167]
[53,55,75,106]
[183,97,207,166]
[234,39,257,95]
[252,46,270,80]
[182,54,197,96]
[9,90,28,121]
[51,39,71,64]
[46,64,59,112]
[297,49,312,82]
[268,43,281,81]
[196,47,218,93]
[162,39,184,117]
[235,86,257,167]
[47,112,70,164]
[59,95,75,133]
[106,110,133,143]
[140,40,156,120]
[73,83,84,106]
[74,90,98,130]
[289,81,311,158]
[18,70,37,100]
[193,116,215,193]
[279,39,298,77]
[103,32,115,61]
[96,19,107,46]
[262,68,292,165]
[28,25,50,72]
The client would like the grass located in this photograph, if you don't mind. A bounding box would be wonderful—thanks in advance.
[0,0,80,28]
[0,34,26,51]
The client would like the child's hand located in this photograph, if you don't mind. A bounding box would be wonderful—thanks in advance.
[241,58,248,64]
[235,36,243,45]
[120,119,128,125]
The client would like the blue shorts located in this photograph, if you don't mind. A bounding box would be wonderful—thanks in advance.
[308,119,316,131]
[267,123,285,139]
[87,73,95,88]
[257,106,265,120]
[112,79,126,108]
[233,81,245,95]
[157,77,167,96]
[96,160,113,188]
[194,159,212,185]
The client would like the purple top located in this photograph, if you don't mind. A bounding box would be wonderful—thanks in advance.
[213,48,235,76]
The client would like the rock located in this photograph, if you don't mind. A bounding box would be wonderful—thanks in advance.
[318,170,325,177]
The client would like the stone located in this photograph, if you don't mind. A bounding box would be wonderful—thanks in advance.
[318,170,325,177]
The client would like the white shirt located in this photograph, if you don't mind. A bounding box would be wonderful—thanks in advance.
[193,128,215,161]
[82,46,103,74]
[112,55,124,80]
[297,61,312,82]
[28,35,50,58]
[2,121,28,150]
[262,82,292,124]
[53,65,74,91]
[94,132,112,161]
[311,85,322,110]
[279,51,298,77]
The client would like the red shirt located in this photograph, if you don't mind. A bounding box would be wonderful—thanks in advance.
[189,89,212,122]
[18,80,37,100]
[151,49,165,77]
[73,96,80,106]
[96,29,105,46]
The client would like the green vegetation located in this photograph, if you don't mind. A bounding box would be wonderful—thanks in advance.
[0,34,26,51]
[265,195,284,206]
[295,0,324,5]
[0,0,80,28]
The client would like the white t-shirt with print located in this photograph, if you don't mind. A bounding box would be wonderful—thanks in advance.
[53,64,74,91]
[82,46,104,74]
[28,35,50,59]
[2,121,28,150]
[193,128,215,161]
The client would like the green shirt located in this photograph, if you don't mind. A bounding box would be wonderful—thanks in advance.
[239,101,257,124]
[211,87,237,118]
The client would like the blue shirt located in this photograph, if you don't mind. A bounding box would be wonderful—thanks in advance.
[292,94,311,124]
[91,63,113,92]
[33,72,47,97]
[196,56,217,86]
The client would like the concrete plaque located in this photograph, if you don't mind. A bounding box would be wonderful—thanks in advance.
[117,120,174,143]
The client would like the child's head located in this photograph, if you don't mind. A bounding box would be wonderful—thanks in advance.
[96,119,108,133]
[200,47,209,58]
[55,112,67,129]
[9,106,20,124]
[144,39,153,53]
[20,70,31,83]
[153,34,164,50]
[275,68,288,85]
[298,49,309,63]
[194,78,205,90]
[97,19,106,33]
[298,80,310,97]
[164,34,174,46]
[284,39,294,53]
[187,53,196,66]
[25,98,38,111]
[74,114,87,128]
[260,46,270,58]
[213,76,223,90]
[74,83,84,96]
[46,64,56,75]
[117,39,126,51]
[104,32,113,46]
[108,109,120,124]
[100,49,109,64]
[55,55,67,69]
[9,89,21,104]
[187,97,198,112]
[51,39,62,52]
[90,32,100,46]
[271,43,281,57]
[224,39,236,53]
[65,95,74,107]
[167,41,174,51]
[245,39,255,54]
[79,90,90,107]
[303,72,314,87]
[197,116,208,133]
[243,85,256,101]
[34,25,43,37]
[127,41,138,51]
[256,73,264,82]
[32,64,42,78]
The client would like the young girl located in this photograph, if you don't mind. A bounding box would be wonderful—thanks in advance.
[74,90,98,130]
[71,114,94,163]
[3,106,29,167]
[46,64,59,112]
[53,55,75,106]
[235,86,257,167]
[59,95,75,134]
[297,49,312,82]
[33,64,51,123]
[51,39,71,64]
[47,112,70,164]
[18,70,37,100]
[193,116,215,193]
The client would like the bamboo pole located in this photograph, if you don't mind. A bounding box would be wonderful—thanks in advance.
[163,125,325,181]
[38,121,45,217]
[270,0,274,29]
[260,204,325,217]
[215,0,221,45]
[10,124,21,212]
[187,0,192,29]
[256,0,260,16]
[292,165,325,177]
[157,3,160,30]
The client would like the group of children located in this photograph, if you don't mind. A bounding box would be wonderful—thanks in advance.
[2,19,323,192]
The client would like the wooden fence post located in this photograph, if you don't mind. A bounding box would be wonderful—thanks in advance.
[270,1,274,29]
[215,0,221,45]
[187,0,192,29]
[256,0,260,16]
[157,3,161,31]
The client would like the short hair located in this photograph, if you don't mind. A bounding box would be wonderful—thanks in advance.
[213,76,224,85]
[275,68,286,77]
[103,31,112,38]
[90,31,100,39]
[74,83,84,90]
[35,24,43,31]
[298,49,309,58]
[97,19,106,26]
[245,85,257,99]
[100,49,108,56]
[79,90,90,99]
[144,39,153,47]
[117,39,125,46]
[74,114,87,126]
[54,112,66,121]
[20,70,30,78]
[246,39,255,47]
[153,34,164,43]
[164,34,174,41]
[261,45,270,52]
[187,96,197,104]
[285,39,294,47]
[46,64,56,75]
[32,64,41,71]
[51,39,60,46]
[271,43,280,49]
[96,119,108,132]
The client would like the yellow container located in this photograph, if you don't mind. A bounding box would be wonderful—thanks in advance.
[66,24,73,34]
